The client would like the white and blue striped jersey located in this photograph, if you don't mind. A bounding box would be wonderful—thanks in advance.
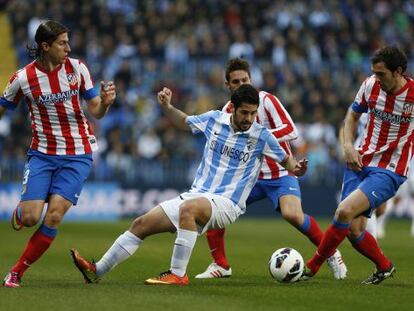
[186,110,287,212]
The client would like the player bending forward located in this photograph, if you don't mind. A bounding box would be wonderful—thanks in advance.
[70,84,307,285]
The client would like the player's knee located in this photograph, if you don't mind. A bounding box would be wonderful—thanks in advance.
[282,209,302,226]
[347,227,363,240]
[130,216,147,236]
[21,213,40,227]
[179,202,196,221]
[44,211,64,227]
[280,204,303,226]
[336,203,354,222]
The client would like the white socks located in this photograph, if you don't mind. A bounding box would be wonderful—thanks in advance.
[96,230,142,277]
[170,228,198,277]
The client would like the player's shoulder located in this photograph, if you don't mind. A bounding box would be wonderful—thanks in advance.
[249,121,272,139]
[194,109,222,121]
[405,76,414,89]
[363,75,377,87]
[10,63,34,84]
[65,57,82,68]
[259,90,283,106]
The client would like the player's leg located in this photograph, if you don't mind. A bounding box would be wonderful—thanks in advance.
[348,215,393,271]
[10,156,53,230]
[11,194,71,278]
[197,183,264,278]
[305,188,369,276]
[145,197,212,285]
[279,195,323,246]
[304,168,404,283]
[170,197,212,276]
[146,193,241,285]
[278,193,347,279]
[203,228,231,270]
[71,204,176,283]
[3,155,54,288]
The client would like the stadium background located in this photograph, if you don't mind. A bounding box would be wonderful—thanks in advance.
[1,0,414,220]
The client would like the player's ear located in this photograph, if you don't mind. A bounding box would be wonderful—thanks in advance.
[40,42,50,52]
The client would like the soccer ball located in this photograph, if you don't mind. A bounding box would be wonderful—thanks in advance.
[268,247,304,283]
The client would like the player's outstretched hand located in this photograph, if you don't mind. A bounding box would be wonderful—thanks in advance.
[157,87,172,108]
[293,158,308,176]
[100,81,116,106]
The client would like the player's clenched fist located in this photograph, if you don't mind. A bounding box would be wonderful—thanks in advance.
[157,87,172,107]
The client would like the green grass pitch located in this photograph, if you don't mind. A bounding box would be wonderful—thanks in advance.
[1,218,413,311]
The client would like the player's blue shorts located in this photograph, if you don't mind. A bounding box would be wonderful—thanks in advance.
[246,175,301,211]
[20,150,93,205]
[340,166,406,217]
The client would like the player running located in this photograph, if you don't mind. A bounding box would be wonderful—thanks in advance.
[1,20,116,288]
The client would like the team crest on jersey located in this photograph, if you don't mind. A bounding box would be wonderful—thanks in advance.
[403,102,414,115]
[67,73,78,86]
[247,138,257,151]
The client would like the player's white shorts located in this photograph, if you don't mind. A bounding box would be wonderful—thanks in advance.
[159,192,242,235]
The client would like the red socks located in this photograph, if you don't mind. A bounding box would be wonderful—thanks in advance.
[11,224,57,277]
[299,215,323,246]
[206,228,230,269]
[307,222,350,274]
[350,230,392,271]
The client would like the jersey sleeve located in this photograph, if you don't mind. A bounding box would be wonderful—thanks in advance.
[262,93,298,142]
[351,79,369,113]
[222,101,232,113]
[186,110,219,134]
[79,60,98,100]
[262,129,288,163]
[0,72,23,110]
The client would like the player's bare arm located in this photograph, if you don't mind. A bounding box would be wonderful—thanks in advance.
[280,156,308,177]
[343,109,363,171]
[87,81,116,119]
[157,87,190,131]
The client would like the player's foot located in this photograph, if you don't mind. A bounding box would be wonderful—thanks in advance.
[11,207,23,231]
[145,270,189,285]
[195,263,232,279]
[3,272,21,288]
[326,250,347,280]
[298,267,314,281]
[70,248,99,284]
[361,264,395,285]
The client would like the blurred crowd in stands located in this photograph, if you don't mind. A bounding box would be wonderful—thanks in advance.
[1,0,414,187]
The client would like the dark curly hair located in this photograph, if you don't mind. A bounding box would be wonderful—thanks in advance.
[371,45,407,73]
[225,58,251,82]
[231,84,259,110]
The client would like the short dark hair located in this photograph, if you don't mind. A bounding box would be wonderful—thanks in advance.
[371,45,407,73]
[27,20,69,59]
[225,58,251,82]
[231,84,259,110]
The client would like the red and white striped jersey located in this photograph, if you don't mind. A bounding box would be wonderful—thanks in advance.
[223,90,298,179]
[352,75,414,176]
[0,58,99,155]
